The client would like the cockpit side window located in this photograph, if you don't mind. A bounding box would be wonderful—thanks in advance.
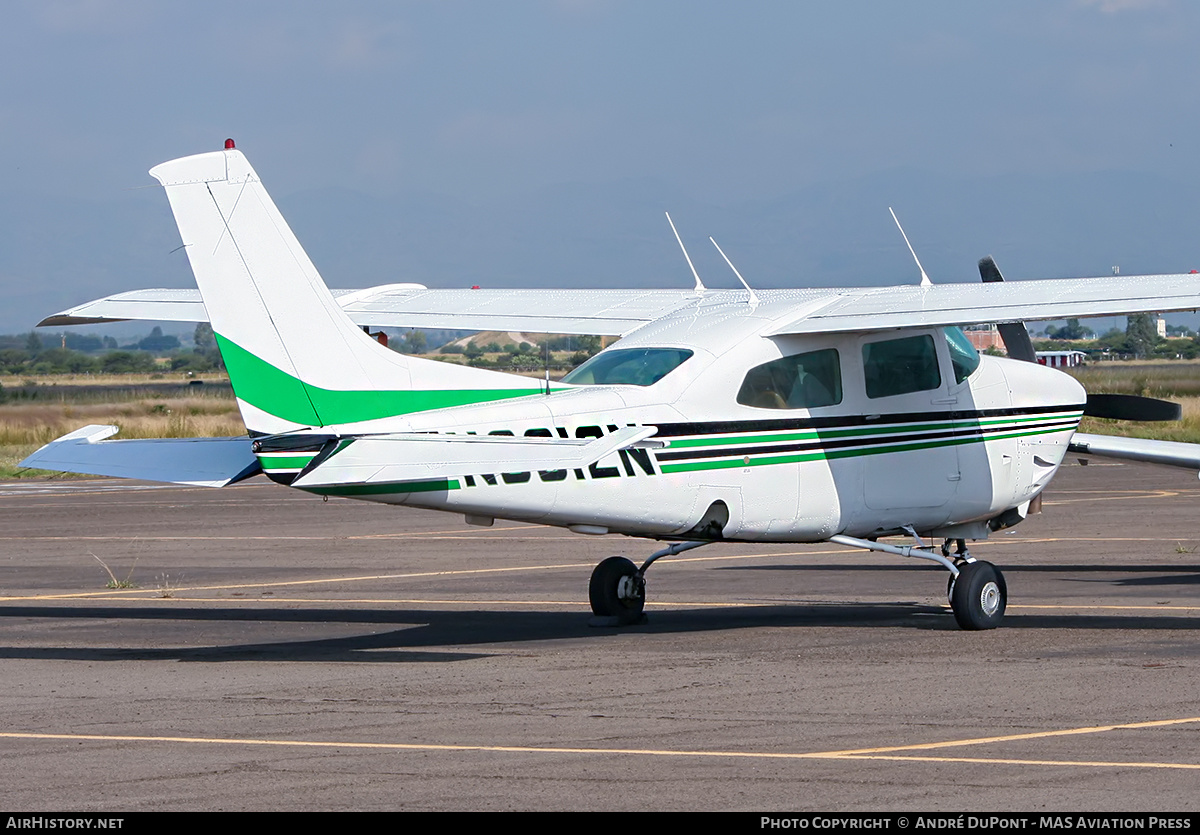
[561,347,694,386]
[944,326,981,385]
[862,334,941,398]
[737,348,842,410]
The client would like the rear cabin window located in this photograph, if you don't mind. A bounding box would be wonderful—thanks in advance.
[561,347,694,387]
[862,334,941,398]
[737,348,842,410]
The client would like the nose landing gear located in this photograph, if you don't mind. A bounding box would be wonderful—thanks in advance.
[831,532,1008,630]
[948,560,1007,630]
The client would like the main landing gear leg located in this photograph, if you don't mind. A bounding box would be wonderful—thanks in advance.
[829,533,1007,631]
[588,540,710,627]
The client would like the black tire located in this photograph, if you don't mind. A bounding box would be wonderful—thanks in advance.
[589,556,645,623]
[950,561,1006,630]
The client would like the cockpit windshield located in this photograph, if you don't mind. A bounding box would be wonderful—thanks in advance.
[561,347,694,387]
[944,326,981,384]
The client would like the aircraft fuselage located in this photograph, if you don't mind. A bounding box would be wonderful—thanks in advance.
[260,300,1085,544]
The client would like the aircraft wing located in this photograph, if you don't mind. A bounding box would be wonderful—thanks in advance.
[1068,432,1200,471]
[20,425,261,487]
[39,272,1200,337]
[38,286,704,337]
[765,273,1200,335]
[291,425,661,492]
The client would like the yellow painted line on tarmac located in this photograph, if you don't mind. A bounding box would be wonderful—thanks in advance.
[0,594,770,608]
[0,550,837,601]
[0,563,594,601]
[820,715,1200,756]
[978,536,1200,545]
[353,525,546,539]
[3,716,1198,768]
[3,592,1196,613]
[11,595,1192,615]
[829,754,1200,770]
[1010,603,1200,612]
[1043,490,1182,505]
[8,524,544,542]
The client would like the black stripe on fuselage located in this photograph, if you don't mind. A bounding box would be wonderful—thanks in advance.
[651,403,1085,439]
[655,416,1081,462]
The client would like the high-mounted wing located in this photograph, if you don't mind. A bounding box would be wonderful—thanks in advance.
[39,286,705,337]
[43,273,1200,337]
[764,273,1200,335]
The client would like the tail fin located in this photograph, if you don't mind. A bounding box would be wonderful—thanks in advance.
[149,147,545,434]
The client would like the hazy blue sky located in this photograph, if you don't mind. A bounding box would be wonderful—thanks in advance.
[3,0,1200,331]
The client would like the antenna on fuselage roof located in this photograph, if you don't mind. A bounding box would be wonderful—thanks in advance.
[664,212,706,294]
[709,237,759,306]
[889,207,932,287]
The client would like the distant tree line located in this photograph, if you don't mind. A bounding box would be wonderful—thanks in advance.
[0,323,224,375]
[1033,314,1199,360]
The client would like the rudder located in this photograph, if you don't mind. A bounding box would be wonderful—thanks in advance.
[150,147,547,434]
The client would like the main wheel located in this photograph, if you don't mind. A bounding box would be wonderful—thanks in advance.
[949,561,1006,630]
[589,556,645,624]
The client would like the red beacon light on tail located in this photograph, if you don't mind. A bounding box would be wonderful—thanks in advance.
[224,138,236,149]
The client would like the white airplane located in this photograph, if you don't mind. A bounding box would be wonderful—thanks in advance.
[24,142,1200,631]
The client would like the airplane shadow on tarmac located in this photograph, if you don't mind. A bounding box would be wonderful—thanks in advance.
[0,596,1198,664]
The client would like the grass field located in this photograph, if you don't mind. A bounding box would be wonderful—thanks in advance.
[1065,361,1200,442]
[0,379,240,478]
[1067,360,1200,398]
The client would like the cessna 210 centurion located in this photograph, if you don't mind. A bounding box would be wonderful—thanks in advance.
[25,142,1200,631]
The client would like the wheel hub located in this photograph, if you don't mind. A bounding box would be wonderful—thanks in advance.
[980,581,1001,617]
[617,574,644,603]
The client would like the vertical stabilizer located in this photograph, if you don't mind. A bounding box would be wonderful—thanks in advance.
[149,148,545,434]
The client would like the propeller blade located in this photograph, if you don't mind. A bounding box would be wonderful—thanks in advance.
[978,256,1037,362]
[1084,393,1183,422]
[978,255,1181,423]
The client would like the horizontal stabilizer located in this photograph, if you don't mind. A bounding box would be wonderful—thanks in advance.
[1069,432,1200,471]
[292,425,661,490]
[20,425,261,487]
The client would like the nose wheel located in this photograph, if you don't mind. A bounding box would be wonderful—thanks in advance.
[589,556,646,625]
[949,560,1007,630]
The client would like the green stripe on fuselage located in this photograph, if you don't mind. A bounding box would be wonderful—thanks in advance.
[257,454,317,472]
[663,412,1082,450]
[658,421,1078,474]
[216,334,552,426]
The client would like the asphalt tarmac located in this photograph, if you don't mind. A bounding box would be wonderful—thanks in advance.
[1,459,1198,812]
